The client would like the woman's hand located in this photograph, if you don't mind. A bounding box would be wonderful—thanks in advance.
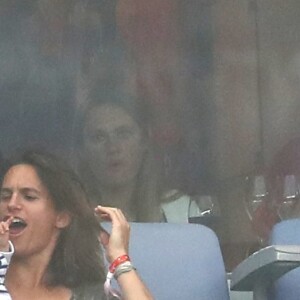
[94,206,130,263]
[0,216,13,252]
[95,206,154,300]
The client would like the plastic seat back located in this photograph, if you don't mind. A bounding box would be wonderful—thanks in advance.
[125,222,229,300]
[269,218,300,300]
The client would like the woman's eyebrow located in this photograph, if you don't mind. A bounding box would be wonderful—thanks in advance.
[20,187,41,195]
[0,188,12,194]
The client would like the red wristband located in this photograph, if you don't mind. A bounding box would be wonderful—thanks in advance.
[109,254,130,274]
[104,254,130,299]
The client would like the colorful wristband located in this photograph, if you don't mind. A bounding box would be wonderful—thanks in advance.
[104,254,131,299]
[109,254,130,273]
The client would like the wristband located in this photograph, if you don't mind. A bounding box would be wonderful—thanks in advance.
[109,254,130,273]
[114,261,136,279]
[104,271,121,299]
[104,254,131,299]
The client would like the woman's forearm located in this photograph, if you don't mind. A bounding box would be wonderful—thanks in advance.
[116,270,153,300]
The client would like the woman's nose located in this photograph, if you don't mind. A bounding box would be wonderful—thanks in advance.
[7,194,22,211]
[106,135,121,152]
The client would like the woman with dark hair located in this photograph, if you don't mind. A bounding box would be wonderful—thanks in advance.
[0,150,153,299]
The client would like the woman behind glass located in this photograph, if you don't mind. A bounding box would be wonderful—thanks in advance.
[72,86,164,222]
[72,85,205,223]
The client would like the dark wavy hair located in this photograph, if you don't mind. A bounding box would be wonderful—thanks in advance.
[1,150,106,287]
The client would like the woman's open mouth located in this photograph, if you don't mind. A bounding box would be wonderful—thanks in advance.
[8,217,27,236]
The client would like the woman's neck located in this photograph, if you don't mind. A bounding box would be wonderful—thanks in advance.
[6,234,59,290]
[101,182,137,221]
[7,250,52,289]
[6,251,71,300]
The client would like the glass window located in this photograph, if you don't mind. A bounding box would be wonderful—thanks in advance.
[1,0,300,272]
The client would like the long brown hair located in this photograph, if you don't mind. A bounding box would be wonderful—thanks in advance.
[2,150,106,287]
[72,86,164,222]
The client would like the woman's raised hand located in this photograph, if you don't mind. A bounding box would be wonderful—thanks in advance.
[94,206,130,263]
[95,206,154,300]
[0,216,13,252]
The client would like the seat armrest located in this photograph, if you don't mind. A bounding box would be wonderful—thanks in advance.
[230,245,300,300]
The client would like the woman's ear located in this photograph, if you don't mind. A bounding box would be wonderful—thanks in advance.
[56,211,72,229]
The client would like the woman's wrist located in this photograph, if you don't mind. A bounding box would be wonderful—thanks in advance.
[104,253,136,298]
[109,254,130,273]
[108,249,129,263]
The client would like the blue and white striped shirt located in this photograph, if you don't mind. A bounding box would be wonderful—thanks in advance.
[0,241,13,300]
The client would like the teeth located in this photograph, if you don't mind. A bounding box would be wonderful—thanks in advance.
[12,219,21,224]
[10,217,26,227]
[12,218,24,224]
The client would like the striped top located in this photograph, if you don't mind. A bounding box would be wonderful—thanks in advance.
[0,241,13,300]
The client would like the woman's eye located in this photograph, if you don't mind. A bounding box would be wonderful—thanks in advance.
[0,193,10,202]
[96,135,107,143]
[89,133,107,144]
[24,195,37,201]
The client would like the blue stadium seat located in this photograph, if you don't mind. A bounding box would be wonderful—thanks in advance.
[269,218,300,300]
[104,222,230,300]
